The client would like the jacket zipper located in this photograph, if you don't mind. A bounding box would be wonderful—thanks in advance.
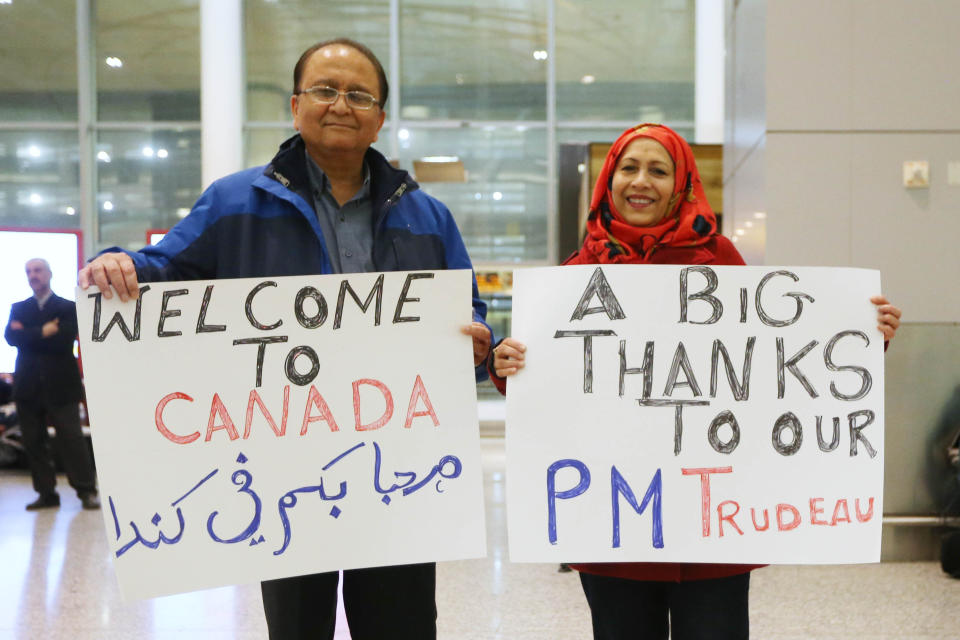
[383,182,407,211]
[373,181,409,270]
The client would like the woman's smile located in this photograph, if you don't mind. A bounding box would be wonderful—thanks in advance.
[610,137,675,227]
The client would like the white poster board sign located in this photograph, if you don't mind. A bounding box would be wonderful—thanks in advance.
[77,270,486,600]
[506,265,884,565]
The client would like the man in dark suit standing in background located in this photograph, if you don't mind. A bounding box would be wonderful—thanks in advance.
[4,258,99,510]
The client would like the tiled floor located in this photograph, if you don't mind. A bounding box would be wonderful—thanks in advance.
[2,437,960,639]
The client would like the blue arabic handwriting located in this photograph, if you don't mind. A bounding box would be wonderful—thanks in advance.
[373,442,421,503]
[115,508,186,557]
[273,443,364,555]
[322,441,366,470]
[111,467,219,558]
[401,454,462,496]
[110,442,464,558]
[173,468,219,506]
[109,495,121,540]
[206,453,263,544]
[372,442,463,502]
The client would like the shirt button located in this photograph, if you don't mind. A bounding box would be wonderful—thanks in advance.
[344,251,353,258]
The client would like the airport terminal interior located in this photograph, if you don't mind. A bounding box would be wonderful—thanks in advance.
[2,0,960,638]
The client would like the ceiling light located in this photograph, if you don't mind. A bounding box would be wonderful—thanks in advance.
[156,148,169,159]
[142,146,155,158]
[0,1,13,6]
[16,144,42,159]
[65,206,76,215]
[103,201,114,211]
[492,192,503,201]
[735,229,745,236]
[106,56,123,68]
[533,50,548,61]
[581,75,596,84]
[177,208,191,218]
[420,156,458,163]
[29,193,41,205]
[754,211,766,219]
[745,221,753,228]
[97,150,111,162]
[397,128,410,141]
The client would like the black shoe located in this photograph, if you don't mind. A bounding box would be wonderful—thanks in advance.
[80,493,101,510]
[25,493,60,510]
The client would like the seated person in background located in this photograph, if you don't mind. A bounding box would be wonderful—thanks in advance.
[489,123,902,640]
[0,375,13,436]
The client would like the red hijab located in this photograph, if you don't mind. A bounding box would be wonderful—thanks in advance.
[581,123,717,263]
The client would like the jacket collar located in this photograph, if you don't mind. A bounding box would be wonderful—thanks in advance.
[264,134,417,212]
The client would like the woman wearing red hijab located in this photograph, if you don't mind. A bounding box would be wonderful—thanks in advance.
[490,124,901,639]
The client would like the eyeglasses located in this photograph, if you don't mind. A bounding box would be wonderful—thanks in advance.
[296,86,379,110]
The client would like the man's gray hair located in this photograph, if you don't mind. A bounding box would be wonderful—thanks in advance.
[25,258,51,272]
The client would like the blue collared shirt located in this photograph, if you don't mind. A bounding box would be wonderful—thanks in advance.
[304,149,375,274]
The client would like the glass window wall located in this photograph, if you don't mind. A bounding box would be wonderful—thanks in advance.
[396,126,547,262]
[0,131,80,229]
[1,1,702,267]
[399,0,547,121]
[96,0,201,122]
[556,0,695,124]
[558,124,694,146]
[0,0,78,121]
[245,128,297,168]
[245,0,391,123]
[95,129,201,250]
[242,1,697,265]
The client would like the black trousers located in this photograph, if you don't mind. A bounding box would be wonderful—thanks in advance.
[261,562,437,640]
[16,399,97,498]
[578,571,750,640]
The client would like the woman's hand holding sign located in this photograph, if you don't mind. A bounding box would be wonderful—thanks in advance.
[492,337,526,378]
[870,295,901,341]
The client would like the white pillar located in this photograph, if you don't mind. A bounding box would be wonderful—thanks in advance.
[201,0,244,189]
[695,0,724,144]
[546,0,558,264]
[77,0,97,258]
[388,0,400,161]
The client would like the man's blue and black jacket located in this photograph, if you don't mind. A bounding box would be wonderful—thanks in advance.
[107,134,490,381]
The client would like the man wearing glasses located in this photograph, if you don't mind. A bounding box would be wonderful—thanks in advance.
[80,38,491,640]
